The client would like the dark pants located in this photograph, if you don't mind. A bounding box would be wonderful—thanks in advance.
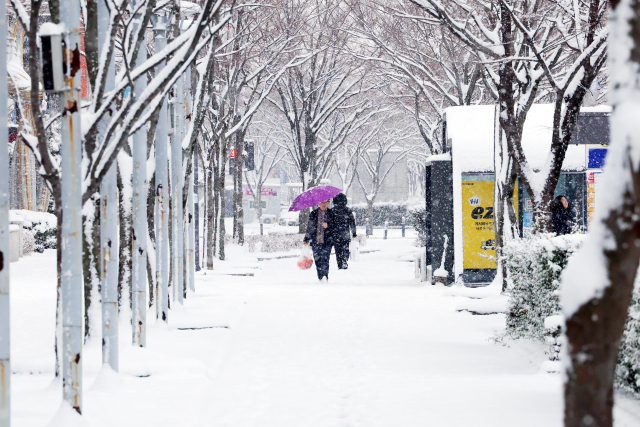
[334,240,350,269]
[312,243,332,280]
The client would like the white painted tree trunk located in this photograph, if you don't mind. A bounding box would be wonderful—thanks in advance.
[98,0,118,372]
[100,166,118,371]
[172,77,184,304]
[131,8,148,348]
[155,17,170,323]
[188,171,195,293]
[0,0,10,421]
[60,0,84,411]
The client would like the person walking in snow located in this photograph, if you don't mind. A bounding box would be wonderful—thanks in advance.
[303,200,334,281]
[330,193,356,269]
[551,195,574,236]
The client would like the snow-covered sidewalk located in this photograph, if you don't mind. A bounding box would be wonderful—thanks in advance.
[9,238,640,426]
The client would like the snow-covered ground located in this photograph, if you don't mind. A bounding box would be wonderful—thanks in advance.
[9,233,640,426]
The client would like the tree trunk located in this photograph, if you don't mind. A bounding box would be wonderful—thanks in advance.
[55,201,62,378]
[101,165,119,371]
[298,208,310,234]
[117,168,132,311]
[206,162,215,270]
[564,183,640,426]
[217,144,227,260]
[194,144,200,271]
[493,107,517,292]
[255,187,262,222]
[82,196,100,338]
[563,1,640,425]
[146,173,156,307]
[232,132,245,244]
[367,200,374,236]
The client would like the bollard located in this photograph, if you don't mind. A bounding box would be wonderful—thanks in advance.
[402,216,406,237]
[260,223,263,235]
[365,218,370,236]
[384,220,388,240]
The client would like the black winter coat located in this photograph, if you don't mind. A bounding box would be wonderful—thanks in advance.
[331,193,356,242]
[303,208,334,246]
[551,196,574,236]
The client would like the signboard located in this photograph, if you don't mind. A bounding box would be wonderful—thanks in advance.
[244,188,277,196]
[462,179,495,269]
[587,171,602,227]
[462,176,517,269]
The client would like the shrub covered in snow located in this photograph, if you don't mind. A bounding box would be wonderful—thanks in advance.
[350,202,408,226]
[237,232,367,253]
[10,210,57,249]
[22,229,35,255]
[244,233,304,253]
[617,280,640,397]
[502,233,584,343]
[409,208,427,247]
[500,233,640,392]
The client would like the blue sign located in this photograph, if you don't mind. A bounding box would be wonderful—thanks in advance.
[588,148,607,169]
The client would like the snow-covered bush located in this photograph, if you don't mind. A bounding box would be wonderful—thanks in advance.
[409,207,426,247]
[350,202,408,226]
[10,210,57,249]
[22,229,35,255]
[500,233,640,391]
[617,280,640,397]
[240,233,367,253]
[245,233,303,253]
[543,314,564,361]
[502,234,584,343]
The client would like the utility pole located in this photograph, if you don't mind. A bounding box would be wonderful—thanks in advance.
[131,1,148,347]
[0,0,10,421]
[98,0,119,373]
[154,15,170,323]
[60,0,84,412]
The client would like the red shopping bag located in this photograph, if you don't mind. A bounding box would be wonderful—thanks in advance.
[297,245,314,270]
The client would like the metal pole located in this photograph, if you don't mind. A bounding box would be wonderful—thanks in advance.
[98,0,119,372]
[172,76,184,305]
[154,16,170,323]
[60,0,84,411]
[0,0,10,419]
[402,216,405,238]
[384,220,388,240]
[194,143,200,271]
[131,3,147,347]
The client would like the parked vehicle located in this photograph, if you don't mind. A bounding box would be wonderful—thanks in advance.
[278,211,299,226]
[261,214,277,224]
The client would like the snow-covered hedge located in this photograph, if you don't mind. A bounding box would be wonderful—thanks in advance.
[23,229,35,255]
[10,210,57,250]
[409,208,427,247]
[502,234,584,343]
[350,202,414,227]
[617,280,640,397]
[500,232,640,395]
[238,233,367,253]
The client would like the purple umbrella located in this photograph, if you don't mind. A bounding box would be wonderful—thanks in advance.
[289,186,342,212]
